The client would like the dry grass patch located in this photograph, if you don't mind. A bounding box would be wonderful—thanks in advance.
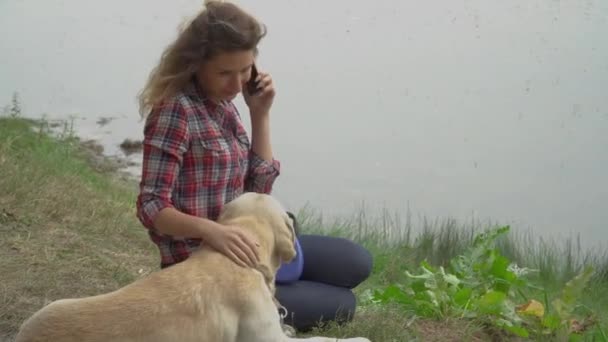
[0,118,157,338]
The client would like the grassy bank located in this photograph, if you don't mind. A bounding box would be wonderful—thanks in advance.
[0,117,158,340]
[1,116,606,341]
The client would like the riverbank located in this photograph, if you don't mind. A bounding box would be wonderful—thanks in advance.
[1,116,606,341]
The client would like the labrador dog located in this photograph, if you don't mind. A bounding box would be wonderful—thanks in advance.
[15,192,371,342]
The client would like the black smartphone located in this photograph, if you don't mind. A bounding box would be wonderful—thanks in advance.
[247,63,261,95]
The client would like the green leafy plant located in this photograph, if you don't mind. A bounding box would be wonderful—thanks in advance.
[526,266,597,339]
[370,226,601,340]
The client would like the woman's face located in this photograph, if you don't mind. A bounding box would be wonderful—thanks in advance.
[197,49,256,102]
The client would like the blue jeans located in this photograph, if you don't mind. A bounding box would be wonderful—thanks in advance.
[275,234,373,331]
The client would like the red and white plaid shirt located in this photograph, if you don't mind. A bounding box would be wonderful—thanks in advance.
[136,80,281,268]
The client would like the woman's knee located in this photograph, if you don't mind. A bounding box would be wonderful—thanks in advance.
[336,237,373,287]
[275,280,357,332]
[299,235,373,288]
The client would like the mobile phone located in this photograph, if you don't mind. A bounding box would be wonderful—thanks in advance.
[247,63,261,95]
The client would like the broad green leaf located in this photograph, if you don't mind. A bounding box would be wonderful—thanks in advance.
[454,288,473,307]
[410,279,428,293]
[491,255,518,286]
[493,280,511,294]
[413,300,439,317]
[490,255,509,276]
[371,285,411,306]
[477,290,507,314]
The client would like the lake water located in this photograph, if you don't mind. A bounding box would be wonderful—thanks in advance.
[1,0,607,246]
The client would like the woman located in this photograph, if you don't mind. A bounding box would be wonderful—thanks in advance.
[135,0,372,333]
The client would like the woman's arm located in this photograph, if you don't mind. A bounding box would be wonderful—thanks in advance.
[242,68,281,193]
[152,207,260,268]
[250,114,273,162]
[244,67,276,162]
[152,207,217,240]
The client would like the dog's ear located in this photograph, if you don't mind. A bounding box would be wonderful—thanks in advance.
[275,215,297,262]
[286,211,299,237]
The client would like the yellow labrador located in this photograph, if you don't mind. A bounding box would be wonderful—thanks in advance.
[15,192,371,342]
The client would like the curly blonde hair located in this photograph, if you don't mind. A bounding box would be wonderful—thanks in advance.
[137,1,266,117]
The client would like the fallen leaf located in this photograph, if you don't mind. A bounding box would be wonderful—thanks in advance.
[516,299,545,318]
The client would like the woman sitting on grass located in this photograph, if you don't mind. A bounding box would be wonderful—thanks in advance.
[135,0,372,333]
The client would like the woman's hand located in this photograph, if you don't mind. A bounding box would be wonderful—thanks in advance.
[243,68,275,119]
[203,223,261,268]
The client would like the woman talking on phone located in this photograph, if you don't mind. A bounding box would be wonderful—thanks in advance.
[135,0,372,334]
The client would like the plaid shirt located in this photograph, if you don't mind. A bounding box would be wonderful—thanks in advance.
[136,80,281,268]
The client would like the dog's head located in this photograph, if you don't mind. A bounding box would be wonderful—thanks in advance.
[219,192,297,263]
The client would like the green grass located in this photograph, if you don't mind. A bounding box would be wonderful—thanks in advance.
[0,117,158,340]
[1,116,606,341]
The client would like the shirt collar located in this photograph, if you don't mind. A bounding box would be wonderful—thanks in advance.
[184,77,229,113]
[184,77,232,125]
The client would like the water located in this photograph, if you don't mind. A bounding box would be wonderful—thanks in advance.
[1,0,607,246]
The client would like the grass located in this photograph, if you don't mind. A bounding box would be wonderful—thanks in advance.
[0,117,158,340]
[0,115,606,341]
[298,206,608,340]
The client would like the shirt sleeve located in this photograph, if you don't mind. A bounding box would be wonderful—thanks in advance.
[244,149,281,194]
[136,100,190,230]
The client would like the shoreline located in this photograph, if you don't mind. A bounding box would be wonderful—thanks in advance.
[29,115,144,183]
[16,114,608,252]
